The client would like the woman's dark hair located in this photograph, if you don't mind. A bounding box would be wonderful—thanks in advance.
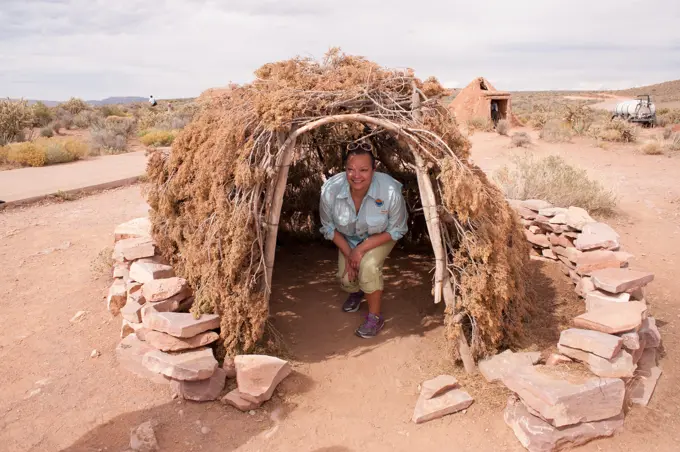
[344,141,376,167]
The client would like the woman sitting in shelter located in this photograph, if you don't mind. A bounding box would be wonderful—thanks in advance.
[319,142,408,338]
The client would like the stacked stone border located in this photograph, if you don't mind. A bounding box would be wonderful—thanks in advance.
[482,199,663,451]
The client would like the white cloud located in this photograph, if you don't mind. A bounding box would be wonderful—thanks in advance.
[1,0,679,100]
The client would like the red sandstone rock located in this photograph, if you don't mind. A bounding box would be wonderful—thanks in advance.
[114,217,151,242]
[170,367,227,402]
[129,259,175,284]
[137,328,219,352]
[565,206,596,231]
[420,375,459,400]
[501,366,624,427]
[112,237,155,262]
[639,317,661,348]
[107,279,127,316]
[574,222,620,251]
[573,301,647,334]
[590,268,654,294]
[478,350,542,383]
[142,347,217,381]
[521,199,552,212]
[545,353,572,366]
[222,389,262,411]
[141,277,190,303]
[235,355,292,403]
[143,312,220,338]
[575,250,620,276]
[503,396,623,452]
[557,345,635,378]
[525,230,550,248]
[412,388,474,424]
[115,334,169,385]
[558,328,622,359]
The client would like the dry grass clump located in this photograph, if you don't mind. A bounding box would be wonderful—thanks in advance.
[140,129,176,147]
[496,119,510,136]
[90,117,136,153]
[589,118,637,143]
[656,107,680,126]
[467,116,493,132]
[666,134,680,152]
[0,98,33,145]
[40,127,54,137]
[540,119,573,143]
[1,137,89,167]
[147,50,532,360]
[511,131,532,147]
[640,139,663,155]
[73,110,104,129]
[494,154,617,215]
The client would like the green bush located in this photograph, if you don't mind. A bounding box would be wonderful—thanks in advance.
[496,119,510,136]
[73,110,103,129]
[589,118,637,143]
[90,117,135,153]
[40,126,54,137]
[45,142,73,164]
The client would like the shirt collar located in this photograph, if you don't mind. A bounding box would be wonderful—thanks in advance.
[337,173,379,200]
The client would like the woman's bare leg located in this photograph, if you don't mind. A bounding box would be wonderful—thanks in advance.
[365,290,383,316]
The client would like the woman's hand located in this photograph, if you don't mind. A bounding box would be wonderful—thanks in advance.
[348,247,364,270]
[344,264,358,282]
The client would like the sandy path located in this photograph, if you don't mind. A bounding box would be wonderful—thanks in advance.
[0,129,679,451]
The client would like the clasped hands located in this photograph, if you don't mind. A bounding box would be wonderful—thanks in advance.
[343,246,365,282]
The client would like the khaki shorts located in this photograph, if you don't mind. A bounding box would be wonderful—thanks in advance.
[337,241,396,294]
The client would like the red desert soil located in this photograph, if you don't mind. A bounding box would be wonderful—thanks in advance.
[0,130,678,451]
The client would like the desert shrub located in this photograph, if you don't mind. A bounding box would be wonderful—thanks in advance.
[494,154,617,215]
[63,139,89,160]
[0,98,33,145]
[663,126,673,140]
[467,117,493,132]
[539,119,573,143]
[496,119,510,136]
[40,126,54,137]
[60,97,88,115]
[6,142,46,167]
[98,104,126,117]
[54,109,74,130]
[656,108,680,126]
[44,141,73,164]
[90,117,135,153]
[73,110,103,129]
[51,121,63,134]
[31,101,54,127]
[589,118,637,142]
[640,139,663,155]
[511,131,532,147]
[140,129,176,147]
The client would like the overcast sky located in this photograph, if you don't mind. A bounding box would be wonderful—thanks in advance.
[2,0,679,100]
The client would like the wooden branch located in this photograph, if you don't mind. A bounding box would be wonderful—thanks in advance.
[261,132,297,295]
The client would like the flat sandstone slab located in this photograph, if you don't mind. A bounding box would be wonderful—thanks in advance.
[557,345,635,378]
[558,328,622,359]
[142,347,217,381]
[222,389,262,411]
[143,311,220,338]
[129,258,175,284]
[421,375,459,400]
[574,222,620,251]
[501,366,624,427]
[112,237,155,261]
[115,334,169,385]
[590,268,654,294]
[504,396,623,452]
[142,277,190,302]
[573,301,647,334]
[235,355,292,403]
[137,328,219,352]
[171,367,227,402]
[114,217,151,242]
[479,350,542,383]
[412,388,474,424]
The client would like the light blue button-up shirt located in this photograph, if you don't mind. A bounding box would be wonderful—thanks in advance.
[319,172,408,249]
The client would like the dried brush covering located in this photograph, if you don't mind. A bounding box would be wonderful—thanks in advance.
[147,49,533,362]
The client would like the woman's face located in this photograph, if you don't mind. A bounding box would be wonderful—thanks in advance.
[346,153,375,193]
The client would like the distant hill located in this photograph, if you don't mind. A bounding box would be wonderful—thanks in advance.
[614,79,680,104]
[14,97,147,106]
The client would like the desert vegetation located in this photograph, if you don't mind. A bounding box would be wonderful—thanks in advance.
[0,96,198,170]
[494,154,617,215]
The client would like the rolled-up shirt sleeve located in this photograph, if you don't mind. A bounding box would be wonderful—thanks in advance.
[319,191,336,241]
[386,190,408,241]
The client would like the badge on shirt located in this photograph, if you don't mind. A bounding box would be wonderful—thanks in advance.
[375,198,384,207]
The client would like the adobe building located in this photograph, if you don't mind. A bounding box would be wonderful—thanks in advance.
[448,77,519,126]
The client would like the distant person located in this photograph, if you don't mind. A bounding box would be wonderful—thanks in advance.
[167,102,173,111]
[490,100,499,126]
[149,95,157,107]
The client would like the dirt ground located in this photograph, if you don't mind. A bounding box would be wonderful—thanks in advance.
[1,128,679,451]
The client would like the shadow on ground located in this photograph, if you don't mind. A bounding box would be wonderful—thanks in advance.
[269,243,576,364]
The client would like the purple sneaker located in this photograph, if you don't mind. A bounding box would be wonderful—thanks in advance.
[342,291,364,312]
[355,313,385,338]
